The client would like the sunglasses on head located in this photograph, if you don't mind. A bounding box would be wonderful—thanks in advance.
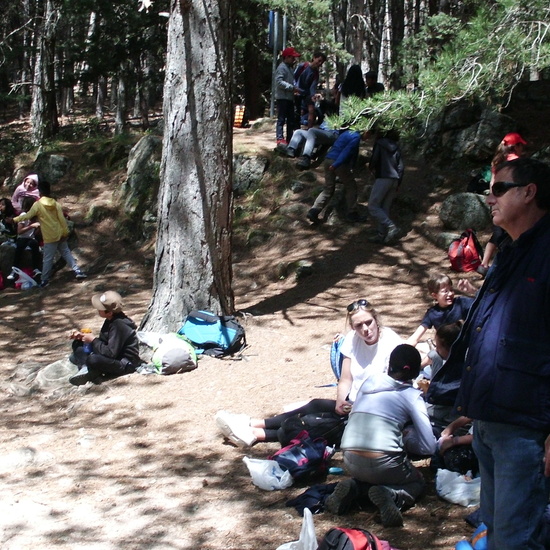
[491,181,528,197]
[347,299,370,312]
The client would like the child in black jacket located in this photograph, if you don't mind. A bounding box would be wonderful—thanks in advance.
[69,290,142,385]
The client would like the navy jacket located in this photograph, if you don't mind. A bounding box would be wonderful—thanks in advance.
[428,214,550,432]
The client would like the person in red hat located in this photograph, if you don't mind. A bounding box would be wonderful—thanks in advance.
[274,47,302,146]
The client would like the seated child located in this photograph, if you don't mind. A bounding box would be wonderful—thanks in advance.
[7,196,42,281]
[69,290,142,385]
[407,272,473,347]
[325,344,436,527]
[0,198,17,238]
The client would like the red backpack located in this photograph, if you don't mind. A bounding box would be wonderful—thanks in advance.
[448,229,483,272]
[317,527,382,550]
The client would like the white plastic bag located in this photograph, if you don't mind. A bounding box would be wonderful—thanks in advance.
[275,507,317,550]
[242,456,293,491]
[436,468,480,507]
[12,267,38,289]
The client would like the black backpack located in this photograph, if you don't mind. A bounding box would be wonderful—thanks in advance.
[277,412,347,448]
[317,527,382,550]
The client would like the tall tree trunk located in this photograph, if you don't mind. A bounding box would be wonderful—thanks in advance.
[115,61,127,135]
[30,0,60,145]
[141,0,234,333]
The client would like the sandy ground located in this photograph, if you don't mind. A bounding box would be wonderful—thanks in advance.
[0,123,485,549]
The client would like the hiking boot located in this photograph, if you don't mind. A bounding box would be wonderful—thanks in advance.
[384,225,400,244]
[276,142,289,155]
[215,410,257,447]
[74,268,87,279]
[69,366,92,386]
[306,208,321,224]
[368,485,403,527]
[296,155,311,170]
[285,147,296,158]
[325,478,359,515]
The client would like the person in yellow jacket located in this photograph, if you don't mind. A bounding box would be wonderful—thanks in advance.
[12,181,86,287]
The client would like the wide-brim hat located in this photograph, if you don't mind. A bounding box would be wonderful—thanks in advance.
[91,291,123,313]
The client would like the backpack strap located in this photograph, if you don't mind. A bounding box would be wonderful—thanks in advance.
[188,310,220,323]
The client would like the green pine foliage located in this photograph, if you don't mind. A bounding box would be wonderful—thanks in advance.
[326,1,550,139]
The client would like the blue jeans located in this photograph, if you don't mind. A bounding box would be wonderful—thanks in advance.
[474,420,550,550]
[42,240,78,282]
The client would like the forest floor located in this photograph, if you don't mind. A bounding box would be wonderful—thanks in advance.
[0,108,544,549]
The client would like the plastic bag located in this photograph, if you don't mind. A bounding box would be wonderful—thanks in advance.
[276,507,317,550]
[436,468,480,507]
[12,266,38,290]
[242,456,293,491]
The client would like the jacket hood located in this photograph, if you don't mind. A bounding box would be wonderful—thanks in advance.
[377,138,399,152]
[40,197,57,208]
[359,372,411,395]
[113,314,137,330]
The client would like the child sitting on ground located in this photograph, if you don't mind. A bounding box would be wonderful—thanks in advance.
[6,196,42,281]
[407,272,473,347]
[69,290,142,385]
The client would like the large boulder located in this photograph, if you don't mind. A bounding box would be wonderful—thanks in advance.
[33,152,72,183]
[118,134,162,240]
[233,154,268,195]
[439,192,491,231]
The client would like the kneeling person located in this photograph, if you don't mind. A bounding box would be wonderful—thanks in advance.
[69,291,142,385]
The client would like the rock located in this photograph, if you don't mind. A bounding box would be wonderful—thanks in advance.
[439,192,491,230]
[233,154,268,195]
[33,153,72,183]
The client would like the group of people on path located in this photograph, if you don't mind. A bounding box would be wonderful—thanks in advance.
[274,50,403,242]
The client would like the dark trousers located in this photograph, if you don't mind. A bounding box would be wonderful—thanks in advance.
[71,340,133,377]
[263,398,338,441]
[13,238,42,271]
[276,99,296,142]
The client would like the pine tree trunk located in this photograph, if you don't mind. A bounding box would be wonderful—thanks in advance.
[30,0,60,145]
[141,0,234,333]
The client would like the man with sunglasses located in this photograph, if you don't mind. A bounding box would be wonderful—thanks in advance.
[431,157,550,549]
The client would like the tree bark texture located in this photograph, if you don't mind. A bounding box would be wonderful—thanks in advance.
[142,0,234,333]
[30,0,60,145]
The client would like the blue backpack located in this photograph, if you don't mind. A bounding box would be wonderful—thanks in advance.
[178,310,246,358]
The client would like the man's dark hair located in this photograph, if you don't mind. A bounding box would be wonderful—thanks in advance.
[364,70,377,80]
[503,157,550,210]
[38,180,51,197]
[313,50,327,62]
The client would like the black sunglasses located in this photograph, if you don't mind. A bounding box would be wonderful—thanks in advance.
[347,299,370,312]
[491,181,528,197]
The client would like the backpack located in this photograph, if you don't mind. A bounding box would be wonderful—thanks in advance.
[448,229,483,273]
[178,310,246,357]
[277,412,347,448]
[330,335,345,381]
[317,527,383,550]
[269,430,332,480]
[151,333,197,375]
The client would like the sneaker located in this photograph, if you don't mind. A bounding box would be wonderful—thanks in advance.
[74,269,87,279]
[384,225,400,244]
[368,233,386,244]
[69,366,91,386]
[33,268,42,277]
[306,208,321,224]
[276,139,287,146]
[215,410,257,447]
[6,271,16,281]
[285,147,296,158]
[325,478,359,515]
[368,486,403,527]
[296,155,311,170]
[39,280,50,288]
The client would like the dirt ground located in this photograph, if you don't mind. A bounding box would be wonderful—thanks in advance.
[0,122,491,550]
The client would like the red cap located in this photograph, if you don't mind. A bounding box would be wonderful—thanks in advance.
[502,132,527,146]
[282,47,301,58]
